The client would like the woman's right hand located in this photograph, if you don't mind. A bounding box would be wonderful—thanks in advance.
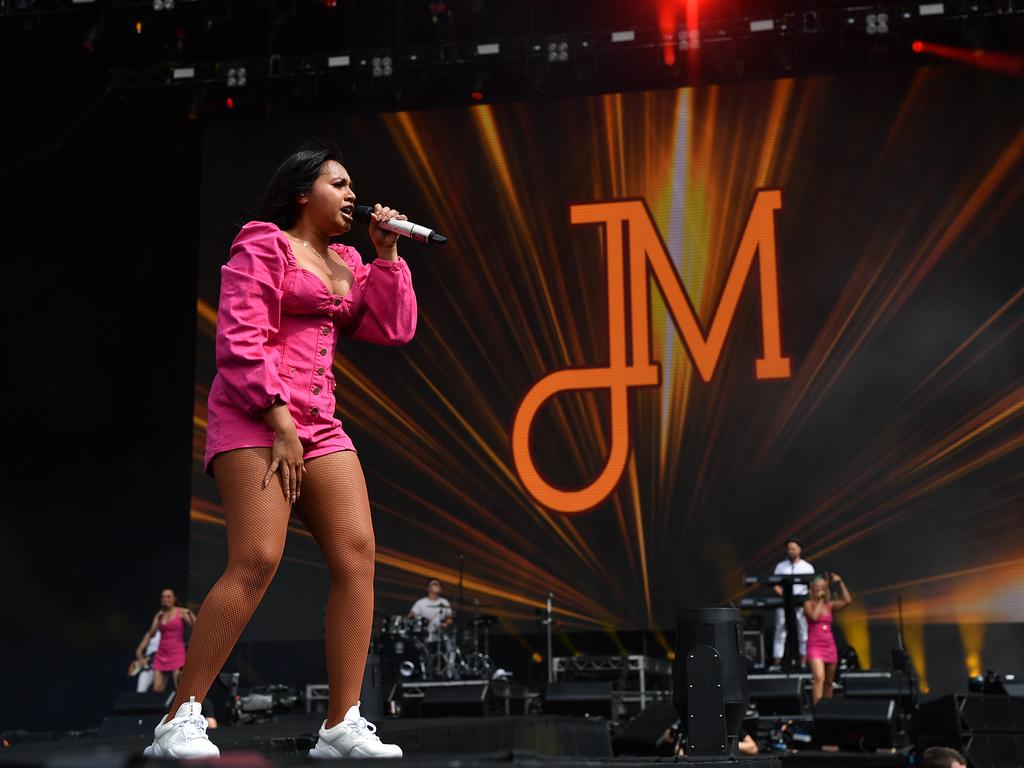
[263,430,305,503]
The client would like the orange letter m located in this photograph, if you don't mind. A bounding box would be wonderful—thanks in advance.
[512,190,791,513]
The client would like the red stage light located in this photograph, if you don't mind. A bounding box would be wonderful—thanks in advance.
[470,91,483,101]
[911,39,1024,76]
[225,97,235,109]
[657,0,676,67]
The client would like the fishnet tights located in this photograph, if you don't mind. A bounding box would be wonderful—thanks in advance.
[169,448,375,727]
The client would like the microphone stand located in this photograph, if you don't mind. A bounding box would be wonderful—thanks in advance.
[895,594,919,710]
[458,554,465,631]
[782,574,800,670]
[545,593,554,684]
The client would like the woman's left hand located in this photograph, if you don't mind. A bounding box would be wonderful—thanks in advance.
[368,203,407,255]
[830,572,842,583]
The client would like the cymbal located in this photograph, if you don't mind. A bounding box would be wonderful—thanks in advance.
[470,615,499,626]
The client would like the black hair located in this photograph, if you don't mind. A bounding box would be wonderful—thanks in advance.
[256,142,343,230]
[426,578,442,587]
[785,537,803,549]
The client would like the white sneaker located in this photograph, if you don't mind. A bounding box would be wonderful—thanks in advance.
[143,696,220,759]
[309,703,402,759]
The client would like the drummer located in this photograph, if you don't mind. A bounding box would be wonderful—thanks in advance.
[408,578,454,642]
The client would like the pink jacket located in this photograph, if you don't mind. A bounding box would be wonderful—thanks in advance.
[203,220,417,470]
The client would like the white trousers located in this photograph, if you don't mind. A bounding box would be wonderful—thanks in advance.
[772,606,808,659]
[136,668,155,692]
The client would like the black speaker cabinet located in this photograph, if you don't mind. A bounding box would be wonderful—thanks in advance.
[813,697,904,750]
[395,680,494,718]
[544,681,614,719]
[98,691,175,737]
[748,675,805,715]
[110,690,174,713]
[673,607,749,742]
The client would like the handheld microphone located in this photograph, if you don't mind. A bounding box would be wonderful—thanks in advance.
[354,205,447,245]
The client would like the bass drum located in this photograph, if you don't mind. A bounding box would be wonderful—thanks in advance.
[380,635,425,682]
[381,614,429,639]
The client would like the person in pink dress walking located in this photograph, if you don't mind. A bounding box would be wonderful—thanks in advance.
[804,572,853,705]
[145,144,417,760]
[133,589,195,693]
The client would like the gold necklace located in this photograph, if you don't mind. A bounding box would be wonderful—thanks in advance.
[301,239,327,260]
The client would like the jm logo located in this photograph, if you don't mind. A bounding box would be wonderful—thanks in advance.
[511,190,791,513]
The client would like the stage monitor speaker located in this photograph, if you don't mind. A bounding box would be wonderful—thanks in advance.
[842,672,913,699]
[813,697,903,750]
[748,675,804,715]
[110,690,174,714]
[612,702,678,756]
[398,681,493,717]
[98,691,175,737]
[544,681,614,719]
[842,671,915,713]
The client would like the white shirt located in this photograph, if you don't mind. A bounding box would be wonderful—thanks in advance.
[410,597,452,639]
[773,558,815,595]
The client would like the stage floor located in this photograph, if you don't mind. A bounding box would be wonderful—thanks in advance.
[0,714,913,768]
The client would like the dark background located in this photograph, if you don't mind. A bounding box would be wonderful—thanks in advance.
[2,2,1023,734]
[0,27,198,731]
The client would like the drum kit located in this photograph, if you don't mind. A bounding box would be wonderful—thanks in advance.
[376,607,500,682]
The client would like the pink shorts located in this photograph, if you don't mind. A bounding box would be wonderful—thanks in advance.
[204,376,356,475]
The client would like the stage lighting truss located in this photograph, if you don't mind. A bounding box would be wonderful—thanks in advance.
[99,0,1022,93]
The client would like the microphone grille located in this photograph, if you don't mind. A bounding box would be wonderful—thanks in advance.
[353,205,373,224]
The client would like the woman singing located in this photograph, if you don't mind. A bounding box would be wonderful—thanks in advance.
[804,573,853,705]
[145,145,416,759]
[133,589,194,693]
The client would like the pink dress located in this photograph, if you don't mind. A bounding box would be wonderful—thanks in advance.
[204,221,417,472]
[153,609,187,672]
[805,603,838,663]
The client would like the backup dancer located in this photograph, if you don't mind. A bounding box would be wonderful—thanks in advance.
[146,145,416,759]
[804,573,853,704]
[134,588,193,693]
